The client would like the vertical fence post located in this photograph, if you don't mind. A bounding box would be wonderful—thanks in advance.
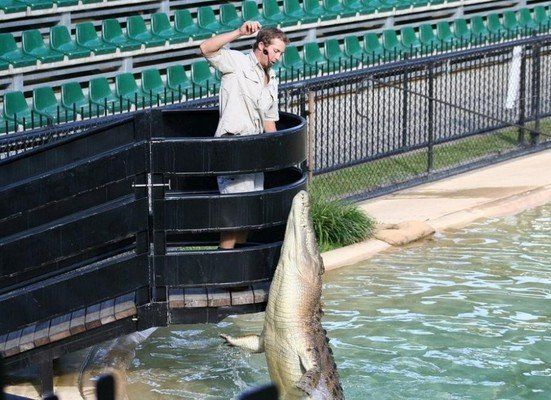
[517,45,527,144]
[307,91,316,185]
[401,55,409,148]
[530,40,541,145]
[427,63,435,172]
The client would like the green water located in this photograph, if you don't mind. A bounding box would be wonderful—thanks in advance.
[126,204,550,399]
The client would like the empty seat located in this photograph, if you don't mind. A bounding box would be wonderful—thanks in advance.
[3,91,33,127]
[344,36,363,61]
[50,25,91,59]
[61,81,99,117]
[127,16,166,48]
[485,13,506,40]
[21,29,64,63]
[469,16,490,44]
[191,60,216,95]
[303,42,332,74]
[381,29,406,59]
[323,0,356,18]
[263,0,299,27]
[453,18,472,44]
[174,9,212,40]
[166,65,194,98]
[0,33,37,67]
[436,21,457,49]
[281,45,303,79]
[304,0,337,21]
[343,0,366,15]
[518,8,539,31]
[0,115,15,134]
[363,32,384,62]
[115,72,145,108]
[241,0,276,27]
[400,26,422,54]
[76,22,117,55]
[418,24,440,52]
[89,77,121,112]
[141,68,180,104]
[151,13,189,44]
[33,86,75,123]
[219,4,245,29]
[283,0,318,24]
[533,6,550,28]
[16,0,53,10]
[197,6,230,34]
[0,59,9,70]
[102,19,142,51]
[363,0,393,13]
[502,10,520,33]
[53,0,78,6]
[0,1,27,14]
[324,39,352,69]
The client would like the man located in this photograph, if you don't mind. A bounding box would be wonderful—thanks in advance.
[200,22,289,249]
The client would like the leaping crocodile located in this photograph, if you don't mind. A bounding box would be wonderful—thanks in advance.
[221,191,344,399]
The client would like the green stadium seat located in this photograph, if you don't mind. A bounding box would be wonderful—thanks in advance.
[263,0,299,27]
[486,13,506,40]
[502,11,520,32]
[141,68,179,105]
[76,22,117,55]
[469,16,490,44]
[322,0,356,18]
[304,0,337,21]
[0,116,15,134]
[304,42,334,74]
[400,27,422,55]
[219,4,245,29]
[362,0,392,13]
[197,6,230,34]
[241,0,276,27]
[174,9,212,40]
[381,29,406,59]
[343,36,362,61]
[115,72,145,108]
[191,60,216,95]
[518,8,539,31]
[81,0,102,3]
[280,45,303,79]
[102,19,142,51]
[151,13,189,44]
[21,29,64,63]
[0,33,37,68]
[0,1,27,14]
[127,16,166,48]
[53,0,78,6]
[16,0,53,11]
[89,77,121,112]
[363,32,384,62]
[325,39,354,69]
[61,81,99,117]
[284,0,318,24]
[533,6,550,28]
[50,25,91,59]
[419,24,440,52]
[3,91,33,127]
[0,59,9,70]
[436,21,457,49]
[343,0,367,15]
[166,65,194,98]
[453,18,471,45]
[33,86,75,123]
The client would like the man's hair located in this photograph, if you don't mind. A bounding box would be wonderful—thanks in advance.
[253,28,290,50]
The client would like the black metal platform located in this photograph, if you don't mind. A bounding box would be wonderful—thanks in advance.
[0,108,307,377]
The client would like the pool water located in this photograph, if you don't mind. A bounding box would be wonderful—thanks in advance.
[126,204,550,399]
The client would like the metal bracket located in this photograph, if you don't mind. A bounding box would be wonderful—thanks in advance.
[132,182,171,189]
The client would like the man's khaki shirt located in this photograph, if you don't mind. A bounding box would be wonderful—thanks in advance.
[205,48,279,137]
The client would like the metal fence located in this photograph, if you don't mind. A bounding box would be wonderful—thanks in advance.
[2,33,551,201]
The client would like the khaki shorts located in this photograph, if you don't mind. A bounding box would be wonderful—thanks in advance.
[217,173,264,194]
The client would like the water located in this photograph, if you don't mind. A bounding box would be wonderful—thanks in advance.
[126,204,550,399]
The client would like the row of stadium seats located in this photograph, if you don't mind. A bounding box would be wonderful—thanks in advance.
[0,0,115,13]
[2,6,550,133]
[1,0,453,70]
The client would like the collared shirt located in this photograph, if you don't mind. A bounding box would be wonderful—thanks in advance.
[205,48,279,137]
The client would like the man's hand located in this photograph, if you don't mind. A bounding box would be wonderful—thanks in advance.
[239,21,262,36]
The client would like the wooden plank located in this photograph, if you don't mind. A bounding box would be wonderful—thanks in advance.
[114,292,137,320]
[183,287,208,308]
[4,330,22,357]
[230,286,255,306]
[69,309,86,335]
[18,325,36,353]
[206,287,231,307]
[85,303,102,330]
[168,288,185,309]
[33,321,51,348]
[252,281,271,303]
[99,299,116,325]
[49,313,71,343]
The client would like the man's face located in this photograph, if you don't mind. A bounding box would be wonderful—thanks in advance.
[260,38,287,69]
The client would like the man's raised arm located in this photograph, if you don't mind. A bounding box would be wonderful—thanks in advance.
[200,21,262,57]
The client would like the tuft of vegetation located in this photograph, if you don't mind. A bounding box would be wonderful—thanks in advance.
[310,195,375,252]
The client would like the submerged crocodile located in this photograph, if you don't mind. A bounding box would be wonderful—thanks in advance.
[221,191,344,399]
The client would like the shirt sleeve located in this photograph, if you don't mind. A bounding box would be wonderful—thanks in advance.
[204,47,243,75]
[264,82,279,122]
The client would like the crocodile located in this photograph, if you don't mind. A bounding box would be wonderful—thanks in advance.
[221,190,344,399]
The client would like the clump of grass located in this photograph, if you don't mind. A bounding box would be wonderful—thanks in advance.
[310,196,375,252]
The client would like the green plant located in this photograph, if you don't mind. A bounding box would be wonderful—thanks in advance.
[310,195,374,252]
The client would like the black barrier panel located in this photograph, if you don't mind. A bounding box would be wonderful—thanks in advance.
[0,144,148,236]
[152,110,306,175]
[155,242,281,286]
[0,197,148,289]
[156,172,306,232]
[0,117,137,187]
[169,303,266,326]
[0,253,149,333]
